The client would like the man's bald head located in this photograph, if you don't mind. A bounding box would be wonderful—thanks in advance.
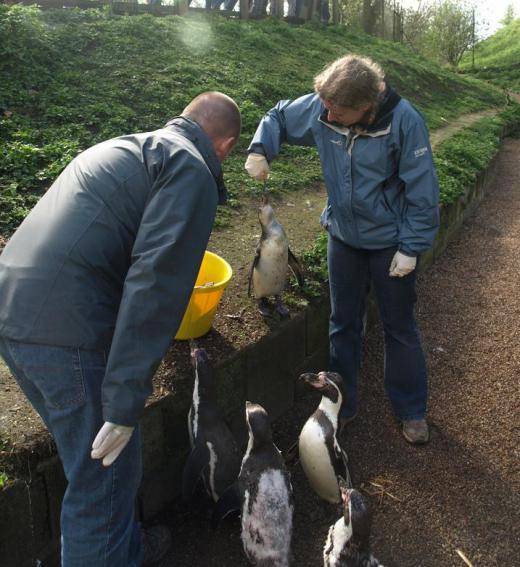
[182,92,241,152]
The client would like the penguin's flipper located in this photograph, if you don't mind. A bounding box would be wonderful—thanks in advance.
[288,247,304,286]
[247,246,261,297]
[181,443,210,502]
[212,483,241,528]
[340,448,353,488]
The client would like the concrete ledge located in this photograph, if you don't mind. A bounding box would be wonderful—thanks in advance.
[1,121,518,566]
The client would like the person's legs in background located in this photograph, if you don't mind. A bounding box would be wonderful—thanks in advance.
[327,236,370,421]
[0,338,144,567]
[368,247,429,443]
[321,0,330,23]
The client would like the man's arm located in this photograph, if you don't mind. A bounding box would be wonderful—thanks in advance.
[101,150,218,426]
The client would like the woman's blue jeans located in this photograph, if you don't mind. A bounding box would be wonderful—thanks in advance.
[327,236,428,421]
[0,337,143,567]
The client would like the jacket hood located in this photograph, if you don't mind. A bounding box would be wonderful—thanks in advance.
[164,116,228,205]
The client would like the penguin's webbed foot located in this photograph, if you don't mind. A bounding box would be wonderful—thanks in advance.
[258,297,275,318]
[274,295,290,319]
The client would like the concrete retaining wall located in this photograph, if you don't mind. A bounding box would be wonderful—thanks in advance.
[0,122,517,567]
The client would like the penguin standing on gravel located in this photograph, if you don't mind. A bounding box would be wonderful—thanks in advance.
[248,192,303,318]
[324,479,384,567]
[182,341,242,503]
[298,371,352,503]
[213,402,294,566]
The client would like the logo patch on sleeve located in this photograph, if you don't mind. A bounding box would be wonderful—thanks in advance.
[414,147,428,158]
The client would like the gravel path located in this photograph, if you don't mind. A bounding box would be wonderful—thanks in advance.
[159,138,520,567]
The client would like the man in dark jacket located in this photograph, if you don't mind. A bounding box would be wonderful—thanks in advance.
[0,91,240,566]
[245,55,439,445]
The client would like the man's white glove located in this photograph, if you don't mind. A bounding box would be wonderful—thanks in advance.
[91,421,134,467]
[389,251,417,277]
[245,153,270,181]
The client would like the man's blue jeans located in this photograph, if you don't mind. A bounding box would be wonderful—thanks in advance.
[327,236,428,421]
[0,337,143,567]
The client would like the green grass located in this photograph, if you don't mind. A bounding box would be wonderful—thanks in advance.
[0,470,8,489]
[460,19,520,92]
[434,104,520,205]
[0,6,509,234]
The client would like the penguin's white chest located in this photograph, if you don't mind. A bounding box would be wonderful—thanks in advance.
[241,469,293,567]
[323,517,353,566]
[253,238,288,297]
[299,418,340,503]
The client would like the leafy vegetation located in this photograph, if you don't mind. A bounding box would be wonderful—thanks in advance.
[401,0,476,66]
[459,18,520,92]
[434,105,520,205]
[0,6,508,235]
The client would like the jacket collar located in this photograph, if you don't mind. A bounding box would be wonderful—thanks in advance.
[319,83,402,137]
[164,116,228,205]
[355,83,402,133]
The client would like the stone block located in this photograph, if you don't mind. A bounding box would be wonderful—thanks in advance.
[37,456,66,540]
[37,542,60,567]
[244,313,305,420]
[419,247,435,273]
[433,204,453,259]
[0,480,33,567]
[138,457,181,522]
[305,296,330,358]
[215,352,247,417]
[161,389,192,456]
[28,474,52,553]
[141,403,167,475]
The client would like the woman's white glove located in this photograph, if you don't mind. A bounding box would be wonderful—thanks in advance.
[245,153,270,180]
[91,421,134,466]
[389,251,417,277]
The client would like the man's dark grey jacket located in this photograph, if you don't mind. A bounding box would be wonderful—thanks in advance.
[0,117,224,426]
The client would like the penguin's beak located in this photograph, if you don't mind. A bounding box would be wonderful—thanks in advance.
[299,373,327,388]
[260,192,269,206]
[189,339,199,356]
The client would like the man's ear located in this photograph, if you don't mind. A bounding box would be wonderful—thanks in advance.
[214,136,236,162]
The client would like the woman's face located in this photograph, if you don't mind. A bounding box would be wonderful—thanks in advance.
[322,99,371,127]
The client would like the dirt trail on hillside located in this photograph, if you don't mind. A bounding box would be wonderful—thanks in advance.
[160,137,520,566]
[429,107,503,147]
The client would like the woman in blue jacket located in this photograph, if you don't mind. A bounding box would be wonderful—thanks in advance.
[245,54,439,444]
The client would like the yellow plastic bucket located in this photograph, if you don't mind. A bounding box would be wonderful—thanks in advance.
[175,250,233,340]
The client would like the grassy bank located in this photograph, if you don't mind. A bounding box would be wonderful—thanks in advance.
[0,5,508,234]
[460,19,520,93]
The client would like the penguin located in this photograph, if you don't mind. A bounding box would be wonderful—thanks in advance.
[182,341,242,503]
[323,478,384,567]
[213,402,294,567]
[298,371,352,503]
[248,192,303,318]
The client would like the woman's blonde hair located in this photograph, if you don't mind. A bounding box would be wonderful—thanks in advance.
[314,54,385,110]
